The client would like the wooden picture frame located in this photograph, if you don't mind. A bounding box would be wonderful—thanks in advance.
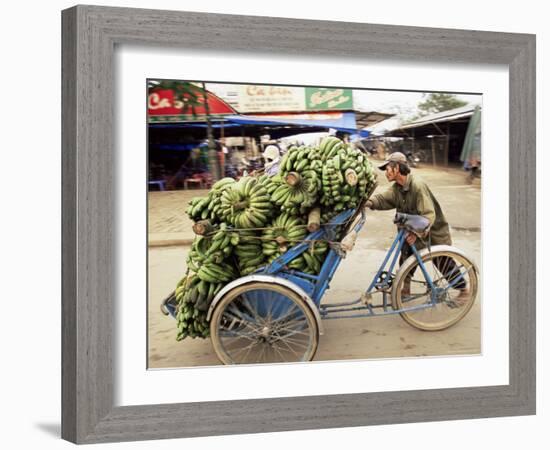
[62,5,536,444]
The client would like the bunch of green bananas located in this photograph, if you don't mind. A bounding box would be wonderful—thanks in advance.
[262,212,307,257]
[261,213,330,274]
[234,230,266,275]
[175,222,240,339]
[318,137,377,219]
[279,145,323,174]
[176,301,209,340]
[257,172,275,187]
[318,136,346,161]
[185,195,210,222]
[301,241,330,274]
[219,176,274,228]
[175,275,224,340]
[185,177,236,223]
[321,158,359,212]
[187,228,238,285]
[271,146,322,214]
[186,225,235,271]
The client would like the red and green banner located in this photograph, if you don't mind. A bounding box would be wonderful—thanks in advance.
[148,88,236,122]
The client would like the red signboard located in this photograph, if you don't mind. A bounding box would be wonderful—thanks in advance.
[148,89,236,117]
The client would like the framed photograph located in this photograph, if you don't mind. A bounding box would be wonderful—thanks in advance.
[62,5,535,444]
[146,79,484,370]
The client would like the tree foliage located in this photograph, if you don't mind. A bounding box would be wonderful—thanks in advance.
[417,93,468,116]
[147,80,204,115]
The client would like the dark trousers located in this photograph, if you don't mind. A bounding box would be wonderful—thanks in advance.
[400,243,467,289]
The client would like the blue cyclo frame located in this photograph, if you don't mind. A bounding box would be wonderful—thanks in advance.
[163,207,468,323]
[258,207,463,321]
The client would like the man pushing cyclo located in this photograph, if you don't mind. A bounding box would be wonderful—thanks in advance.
[365,152,471,306]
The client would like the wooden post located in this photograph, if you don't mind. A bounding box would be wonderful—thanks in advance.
[241,126,247,159]
[431,137,437,167]
[200,82,220,182]
[445,123,450,167]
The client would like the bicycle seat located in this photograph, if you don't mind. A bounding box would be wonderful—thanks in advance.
[393,212,430,236]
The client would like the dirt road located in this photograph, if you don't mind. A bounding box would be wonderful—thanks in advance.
[148,164,481,368]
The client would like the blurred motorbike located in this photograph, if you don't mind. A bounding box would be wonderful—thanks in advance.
[406,151,421,168]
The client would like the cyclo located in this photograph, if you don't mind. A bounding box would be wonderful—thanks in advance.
[164,199,478,365]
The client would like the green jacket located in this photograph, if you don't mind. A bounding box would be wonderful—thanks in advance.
[369,173,452,246]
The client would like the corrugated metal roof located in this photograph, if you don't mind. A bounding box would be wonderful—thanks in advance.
[355,111,395,128]
[384,104,480,134]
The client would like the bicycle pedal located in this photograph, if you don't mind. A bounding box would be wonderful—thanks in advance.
[361,292,373,306]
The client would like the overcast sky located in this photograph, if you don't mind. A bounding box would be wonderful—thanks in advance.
[353,89,481,113]
[352,89,481,132]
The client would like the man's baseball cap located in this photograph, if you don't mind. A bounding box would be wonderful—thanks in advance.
[378,152,408,170]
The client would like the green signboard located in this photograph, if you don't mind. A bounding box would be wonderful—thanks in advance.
[305,87,354,111]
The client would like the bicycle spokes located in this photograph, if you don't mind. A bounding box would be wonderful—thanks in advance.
[394,250,478,331]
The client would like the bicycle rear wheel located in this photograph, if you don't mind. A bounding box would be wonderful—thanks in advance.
[392,247,478,331]
[210,282,319,365]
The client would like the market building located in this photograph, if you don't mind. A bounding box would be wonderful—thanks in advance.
[148,82,393,190]
[372,104,482,167]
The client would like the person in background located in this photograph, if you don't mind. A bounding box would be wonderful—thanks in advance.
[276,139,288,154]
[262,145,281,176]
[217,140,228,178]
[464,156,481,183]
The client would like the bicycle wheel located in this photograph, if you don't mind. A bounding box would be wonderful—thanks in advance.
[392,247,478,331]
[210,282,319,365]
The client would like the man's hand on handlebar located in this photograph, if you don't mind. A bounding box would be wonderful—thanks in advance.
[406,232,417,246]
[365,200,374,209]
